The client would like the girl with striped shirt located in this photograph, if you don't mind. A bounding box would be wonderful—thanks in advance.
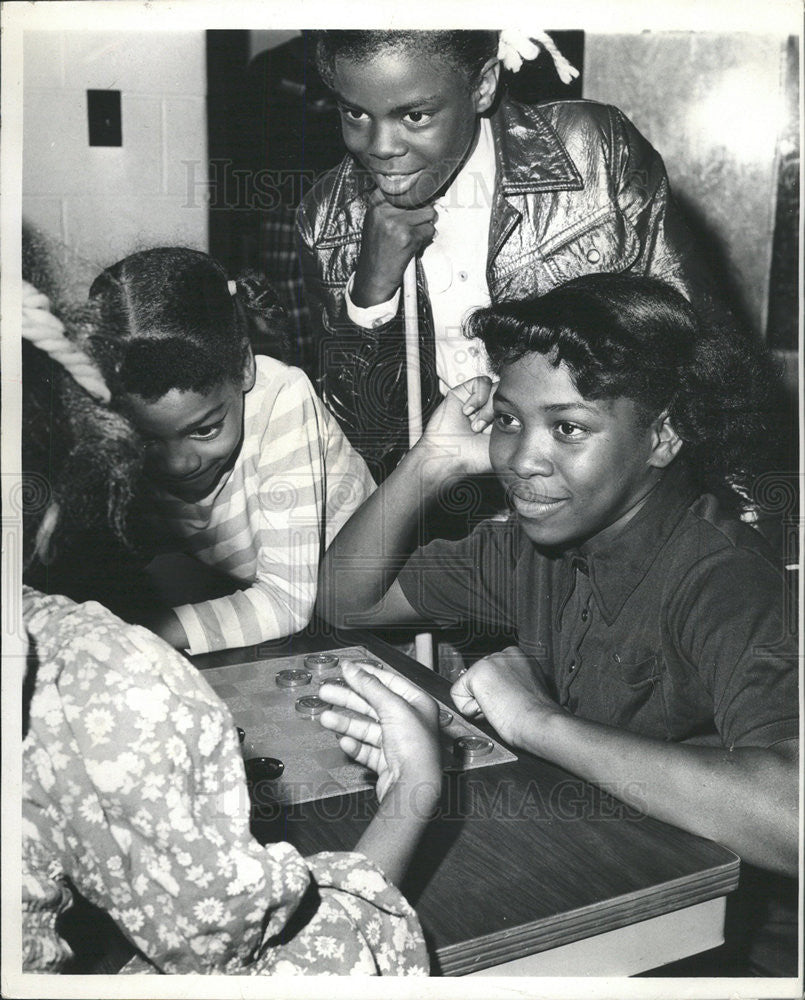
[71,247,374,654]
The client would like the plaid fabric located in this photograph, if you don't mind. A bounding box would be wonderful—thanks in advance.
[257,208,314,376]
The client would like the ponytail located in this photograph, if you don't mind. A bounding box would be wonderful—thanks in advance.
[229,269,292,364]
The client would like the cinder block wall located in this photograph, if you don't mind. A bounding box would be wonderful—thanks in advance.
[585,31,789,344]
[23,30,208,300]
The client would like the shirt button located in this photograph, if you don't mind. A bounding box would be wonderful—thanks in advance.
[581,609,588,622]
[569,660,575,671]
[458,270,468,281]
[586,248,601,263]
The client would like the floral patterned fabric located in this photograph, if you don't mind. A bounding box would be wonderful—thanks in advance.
[21,588,428,975]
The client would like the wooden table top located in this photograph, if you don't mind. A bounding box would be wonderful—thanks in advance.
[193,628,740,976]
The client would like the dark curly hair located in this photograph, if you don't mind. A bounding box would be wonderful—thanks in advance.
[22,226,145,598]
[464,273,785,506]
[22,240,293,608]
[87,247,290,402]
[313,30,499,89]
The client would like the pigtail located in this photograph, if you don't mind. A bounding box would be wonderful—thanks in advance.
[53,376,142,541]
[229,269,293,364]
[22,334,144,574]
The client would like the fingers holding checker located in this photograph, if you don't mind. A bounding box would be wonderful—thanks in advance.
[320,661,441,802]
[320,666,384,774]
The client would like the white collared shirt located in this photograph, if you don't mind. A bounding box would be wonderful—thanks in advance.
[345,118,497,394]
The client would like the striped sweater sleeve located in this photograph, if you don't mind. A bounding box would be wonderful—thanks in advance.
[173,368,374,654]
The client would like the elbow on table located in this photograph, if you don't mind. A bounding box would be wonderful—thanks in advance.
[769,741,800,877]
[257,589,318,642]
[762,796,800,878]
[743,818,799,878]
[733,741,800,877]
[287,597,318,637]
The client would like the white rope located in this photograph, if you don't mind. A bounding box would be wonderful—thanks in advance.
[33,502,61,564]
[22,280,111,403]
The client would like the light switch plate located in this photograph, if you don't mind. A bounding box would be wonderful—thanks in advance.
[87,90,121,147]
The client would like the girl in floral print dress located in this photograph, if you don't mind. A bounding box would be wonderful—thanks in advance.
[19,253,440,976]
[22,587,436,975]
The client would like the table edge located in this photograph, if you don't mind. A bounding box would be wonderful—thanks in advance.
[433,856,740,976]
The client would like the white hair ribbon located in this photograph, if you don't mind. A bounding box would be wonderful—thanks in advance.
[228,279,237,297]
[498,29,580,85]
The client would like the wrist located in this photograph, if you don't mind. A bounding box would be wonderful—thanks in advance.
[352,267,403,308]
[397,443,449,499]
[381,767,441,818]
[513,700,567,755]
[145,608,189,651]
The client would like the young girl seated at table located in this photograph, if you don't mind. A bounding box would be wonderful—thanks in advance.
[21,273,439,975]
[316,273,799,975]
[29,246,375,655]
[22,587,438,975]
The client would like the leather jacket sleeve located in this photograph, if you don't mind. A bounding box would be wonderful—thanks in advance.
[297,201,438,478]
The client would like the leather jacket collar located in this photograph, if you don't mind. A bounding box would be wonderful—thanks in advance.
[493,98,583,193]
[317,96,585,241]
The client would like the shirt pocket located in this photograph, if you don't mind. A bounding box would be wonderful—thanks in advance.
[605,652,671,739]
[540,209,640,286]
[613,651,662,689]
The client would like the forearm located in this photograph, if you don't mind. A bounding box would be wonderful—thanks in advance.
[351,264,401,308]
[318,323,412,471]
[164,576,314,655]
[318,445,442,624]
[320,660,443,888]
[526,711,798,874]
[298,241,413,455]
[354,779,439,887]
[136,607,190,650]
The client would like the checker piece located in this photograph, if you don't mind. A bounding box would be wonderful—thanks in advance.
[276,668,312,688]
[323,676,350,688]
[295,695,328,718]
[304,653,340,672]
[454,736,494,759]
[244,756,285,781]
[350,657,385,670]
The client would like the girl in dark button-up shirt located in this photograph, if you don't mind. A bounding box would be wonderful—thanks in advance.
[316,273,798,974]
